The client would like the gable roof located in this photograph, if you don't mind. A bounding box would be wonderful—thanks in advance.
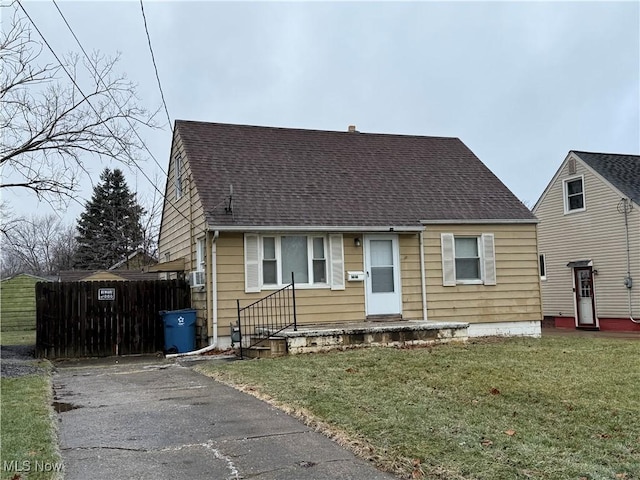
[572,151,640,204]
[1,273,52,283]
[176,121,535,229]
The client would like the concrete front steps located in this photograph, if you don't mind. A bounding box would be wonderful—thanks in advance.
[241,320,469,358]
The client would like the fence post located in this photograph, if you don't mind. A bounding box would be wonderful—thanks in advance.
[291,272,297,331]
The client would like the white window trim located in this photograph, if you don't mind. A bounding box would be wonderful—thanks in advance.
[441,233,496,286]
[455,236,483,285]
[539,253,547,281]
[261,235,329,288]
[563,175,586,214]
[196,237,206,272]
[244,233,344,292]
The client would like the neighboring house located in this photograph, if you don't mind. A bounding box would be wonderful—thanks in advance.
[158,121,542,348]
[1,273,50,332]
[58,270,159,282]
[533,151,640,332]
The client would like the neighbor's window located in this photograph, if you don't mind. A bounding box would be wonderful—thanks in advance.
[539,254,546,280]
[564,176,585,213]
[455,237,481,281]
[262,235,327,286]
[175,155,183,200]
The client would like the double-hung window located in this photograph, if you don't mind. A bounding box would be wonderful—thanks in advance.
[244,234,344,292]
[441,233,496,286]
[563,176,585,213]
[454,237,481,281]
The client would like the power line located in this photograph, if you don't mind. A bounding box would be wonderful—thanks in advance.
[139,0,172,131]
[17,0,194,227]
[51,0,168,178]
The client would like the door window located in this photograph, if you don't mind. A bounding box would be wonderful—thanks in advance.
[370,239,394,293]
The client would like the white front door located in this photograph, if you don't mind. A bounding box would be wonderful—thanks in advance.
[575,267,596,327]
[364,235,402,316]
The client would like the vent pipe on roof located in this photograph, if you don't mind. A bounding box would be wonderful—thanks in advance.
[348,125,358,133]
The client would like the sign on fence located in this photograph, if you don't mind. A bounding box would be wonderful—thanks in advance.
[98,288,116,301]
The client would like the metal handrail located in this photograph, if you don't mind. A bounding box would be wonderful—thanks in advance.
[236,273,297,358]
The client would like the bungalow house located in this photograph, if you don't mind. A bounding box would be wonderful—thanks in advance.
[157,121,542,348]
[533,151,640,332]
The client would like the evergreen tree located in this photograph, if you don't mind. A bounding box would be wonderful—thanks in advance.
[74,169,145,269]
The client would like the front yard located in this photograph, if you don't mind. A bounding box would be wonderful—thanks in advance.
[1,374,62,480]
[197,334,640,480]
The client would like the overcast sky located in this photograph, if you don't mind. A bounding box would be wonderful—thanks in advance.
[4,0,639,223]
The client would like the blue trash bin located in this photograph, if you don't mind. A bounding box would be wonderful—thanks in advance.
[161,309,196,353]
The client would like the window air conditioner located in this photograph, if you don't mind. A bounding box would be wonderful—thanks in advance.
[189,271,205,288]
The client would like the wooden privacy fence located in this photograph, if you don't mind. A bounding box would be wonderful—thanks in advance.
[36,280,190,358]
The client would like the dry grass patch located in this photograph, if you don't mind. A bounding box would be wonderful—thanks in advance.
[197,335,640,480]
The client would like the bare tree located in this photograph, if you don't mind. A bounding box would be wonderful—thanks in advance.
[138,172,164,263]
[1,213,77,277]
[0,4,159,211]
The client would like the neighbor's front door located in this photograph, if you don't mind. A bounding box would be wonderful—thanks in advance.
[574,267,596,327]
[364,235,402,316]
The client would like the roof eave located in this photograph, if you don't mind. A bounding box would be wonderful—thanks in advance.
[205,225,425,233]
[420,218,539,225]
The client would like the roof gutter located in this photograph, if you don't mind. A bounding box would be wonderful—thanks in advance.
[206,225,424,233]
[420,218,539,225]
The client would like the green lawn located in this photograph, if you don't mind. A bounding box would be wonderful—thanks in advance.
[1,373,62,479]
[197,335,640,480]
[0,330,36,346]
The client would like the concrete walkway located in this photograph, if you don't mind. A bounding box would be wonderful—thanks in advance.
[53,356,397,480]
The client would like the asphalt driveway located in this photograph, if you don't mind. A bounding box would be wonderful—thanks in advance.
[54,356,397,480]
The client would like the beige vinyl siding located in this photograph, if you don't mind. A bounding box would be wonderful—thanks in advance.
[215,233,366,338]
[157,131,207,273]
[157,131,209,343]
[424,224,542,323]
[399,234,424,319]
[534,157,640,318]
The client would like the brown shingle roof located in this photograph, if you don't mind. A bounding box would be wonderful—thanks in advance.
[177,121,536,229]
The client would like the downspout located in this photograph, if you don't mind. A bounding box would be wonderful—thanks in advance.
[210,230,220,342]
[619,198,639,323]
[166,229,220,359]
[419,230,428,321]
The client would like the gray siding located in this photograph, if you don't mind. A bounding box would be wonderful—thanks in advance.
[534,154,640,319]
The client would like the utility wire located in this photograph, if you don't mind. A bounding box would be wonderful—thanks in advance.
[139,0,172,131]
[51,1,232,225]
[18,0,193,227]
[51,0,168,178]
